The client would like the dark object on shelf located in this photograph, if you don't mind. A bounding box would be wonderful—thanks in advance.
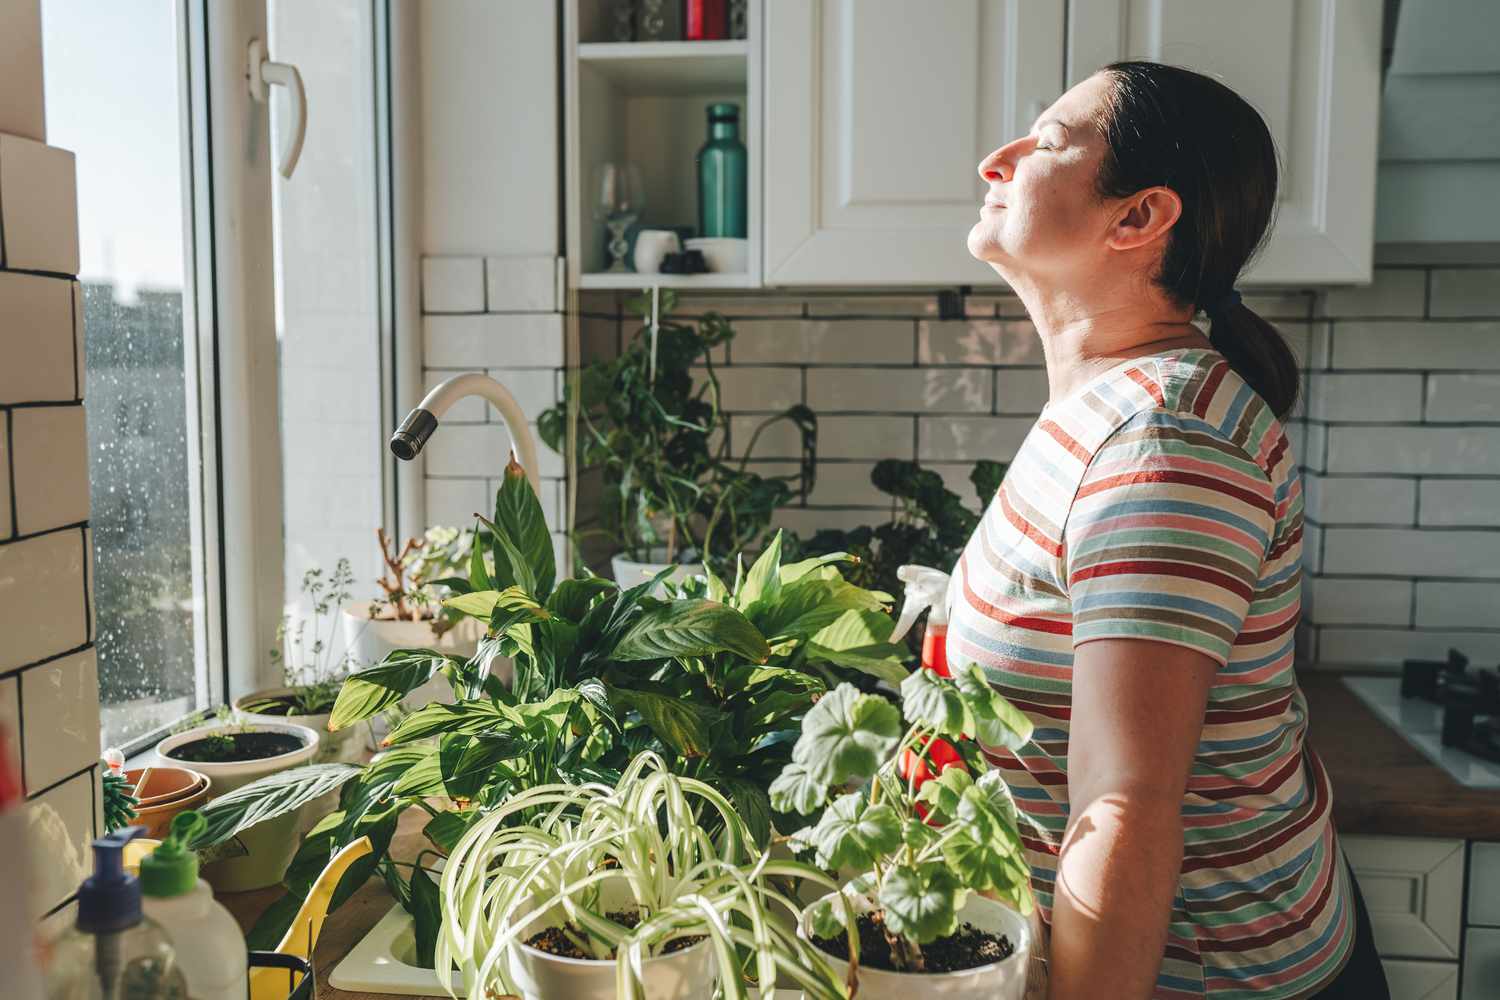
[248,951,314,1000]
[728,0,748,39]
[638,0,677,40]
[659,249,709,274]
[610,0,636,41]
[684,0,727,40]
[696,103,747,239]
[1401,648,1500,763]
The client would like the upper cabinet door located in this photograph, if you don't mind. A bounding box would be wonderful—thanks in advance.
[1069,0,1383,284]
[763,0,1065,287]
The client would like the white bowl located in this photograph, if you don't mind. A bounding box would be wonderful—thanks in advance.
[684,237,748,274]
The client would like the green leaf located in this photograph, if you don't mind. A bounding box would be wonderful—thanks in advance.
[467,526,491,591]
[768,760,828,815]
[328,650,464,730]
[410,861,441,969]
[546,576,616,621]
[900,669,969,737]
[778,551,856,586]
[610,599,771,663]
[422,810,478,854]
[810,608,897,651]
[751,577,886,644]
[246,892,304,951]
[806,894,849,939]
[608,684,724,758]
[878,863,963,944]
[442,586,549,626]
[720,776,773,846]
[380,698,517,746]
[916,765,974,821]
[803,642,908,684]
[493,456,557,599]
[951,662,1034,749]
[737,531,783,609]
[438,732,536,799]
[808,793,902,871]
[190,764,362,848]
[790,683,902,787]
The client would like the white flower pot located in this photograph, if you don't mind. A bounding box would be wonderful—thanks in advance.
[495,876,716,1000]
[610,552,694,595]
[799,888,1031,1000]
[154,721,320,892]
[233,686,364,764]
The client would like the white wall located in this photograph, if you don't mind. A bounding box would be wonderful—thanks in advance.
[0,0,101,925]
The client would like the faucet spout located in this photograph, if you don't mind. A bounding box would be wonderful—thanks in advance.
[389,372,542,495]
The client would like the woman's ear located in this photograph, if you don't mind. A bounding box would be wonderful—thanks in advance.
[1106,186,1182,251]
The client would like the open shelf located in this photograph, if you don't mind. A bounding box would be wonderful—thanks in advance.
[579,271,756,290]
[578,41,748,95]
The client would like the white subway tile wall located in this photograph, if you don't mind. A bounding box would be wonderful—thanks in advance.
[420,256,568,574]
[560,271,1500,671]
[0,124,99,918]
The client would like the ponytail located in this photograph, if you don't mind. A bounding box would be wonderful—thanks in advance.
[1096,62,1298,420]
[1206,302,1300,420]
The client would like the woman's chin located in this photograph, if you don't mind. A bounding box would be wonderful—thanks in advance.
[966,220,1007,264]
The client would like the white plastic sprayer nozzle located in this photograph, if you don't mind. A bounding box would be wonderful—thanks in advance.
[890,564,953,644]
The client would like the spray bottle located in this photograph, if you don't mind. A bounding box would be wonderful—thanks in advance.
[889,565,953,676]
[43,827,188,999]
[140,811,248,999]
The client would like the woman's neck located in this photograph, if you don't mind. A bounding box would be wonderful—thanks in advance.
[1007,276,1209,405]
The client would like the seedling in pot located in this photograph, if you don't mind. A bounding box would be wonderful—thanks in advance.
[770,665,1035,975]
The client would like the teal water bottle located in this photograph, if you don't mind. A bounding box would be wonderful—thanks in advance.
[696,102,747,238]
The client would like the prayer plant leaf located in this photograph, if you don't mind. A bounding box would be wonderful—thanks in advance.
[328,650,466,730]
[767,760,829,816]
[493,455,556,600]
[878,863,963,945]
[610,599,770,663]
[791,683,902,787]
[809,793,902,871]
[607,683,724,758]
[380,698,518,747]
[190,764,362,848]
[545,576,616,621]
[803,642,907,684]
[900,669,970,737]
[952,662,1034,749]
[409,859,441,969]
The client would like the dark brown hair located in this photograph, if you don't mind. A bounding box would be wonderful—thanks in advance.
[1095,61,1300,419]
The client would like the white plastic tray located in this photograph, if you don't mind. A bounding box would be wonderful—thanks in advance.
[331,903,803,998]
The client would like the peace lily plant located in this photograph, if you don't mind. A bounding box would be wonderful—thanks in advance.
[771,665,1037,997]
[436,751,849,1000]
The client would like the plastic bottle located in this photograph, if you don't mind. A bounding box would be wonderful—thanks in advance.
[43,827,189,1000]
[140,811,248,1000]
[890,565,953,677]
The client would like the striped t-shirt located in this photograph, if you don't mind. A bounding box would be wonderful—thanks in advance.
[948,347,1352,998]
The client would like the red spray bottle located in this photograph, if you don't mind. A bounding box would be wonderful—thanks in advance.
[889,565,953,676]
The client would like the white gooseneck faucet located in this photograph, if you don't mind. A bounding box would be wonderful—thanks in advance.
[390,372,542,495]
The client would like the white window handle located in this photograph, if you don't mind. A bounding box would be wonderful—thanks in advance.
[247,38,306,179]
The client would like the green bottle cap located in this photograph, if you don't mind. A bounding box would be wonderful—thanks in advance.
[139,810,206,897]
[707,102,739,121]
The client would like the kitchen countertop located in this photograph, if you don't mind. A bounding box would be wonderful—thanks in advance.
[1301,673,1500,840]
[221,672,1500,999]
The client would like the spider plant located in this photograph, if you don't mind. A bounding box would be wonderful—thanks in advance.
[436,751,851,1000]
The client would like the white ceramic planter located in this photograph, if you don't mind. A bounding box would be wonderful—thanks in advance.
[155,721,320,892]
[610,552,694,595]
[502,877,717,1000]
[233,686,364,764]
[799,889,1031,1000]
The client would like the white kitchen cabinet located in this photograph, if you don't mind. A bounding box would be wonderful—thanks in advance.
[762,0,1065,286]
[1344,835,1465,961]
[1067,0,1383,285]
[1382,959,1459,1000]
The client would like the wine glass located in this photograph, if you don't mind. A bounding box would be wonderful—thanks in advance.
[592,161,645,273]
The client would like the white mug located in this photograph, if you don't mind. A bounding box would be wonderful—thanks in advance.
[633,229,681,274]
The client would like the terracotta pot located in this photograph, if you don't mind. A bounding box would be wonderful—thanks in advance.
[125,766,211,839]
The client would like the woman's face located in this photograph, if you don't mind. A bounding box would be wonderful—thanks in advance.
[967,74,1116,280]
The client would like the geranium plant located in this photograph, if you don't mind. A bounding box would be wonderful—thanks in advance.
[771,665,1035,973]
[436,751,848,1000]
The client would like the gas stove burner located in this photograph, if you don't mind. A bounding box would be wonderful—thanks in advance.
[1402,648,1500,762]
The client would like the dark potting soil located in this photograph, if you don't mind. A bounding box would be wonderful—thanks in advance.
[524,909,704,960]
[168,731,305,763]
[812,909,1014,974]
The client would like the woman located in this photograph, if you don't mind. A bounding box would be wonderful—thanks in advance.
[951,62,1388,999]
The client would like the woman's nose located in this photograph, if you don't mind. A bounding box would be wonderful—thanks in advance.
[977,137,1027,183]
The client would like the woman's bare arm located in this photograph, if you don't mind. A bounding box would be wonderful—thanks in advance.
[1046,637,1217,1000]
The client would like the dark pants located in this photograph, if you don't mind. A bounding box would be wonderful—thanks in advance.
[1309,864,1389,1000]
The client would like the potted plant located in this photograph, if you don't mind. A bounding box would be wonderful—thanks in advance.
[435,751,848,1000]
[340,525,487,670]
[770,665,1036,998]
[155,717,322,891]
[539,289,817,583]
[235,559,365,763]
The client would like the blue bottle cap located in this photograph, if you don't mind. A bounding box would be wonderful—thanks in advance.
[76,826,146,934]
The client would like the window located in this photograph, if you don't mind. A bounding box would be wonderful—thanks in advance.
[42,0,207,749]
[41,0,397,752]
